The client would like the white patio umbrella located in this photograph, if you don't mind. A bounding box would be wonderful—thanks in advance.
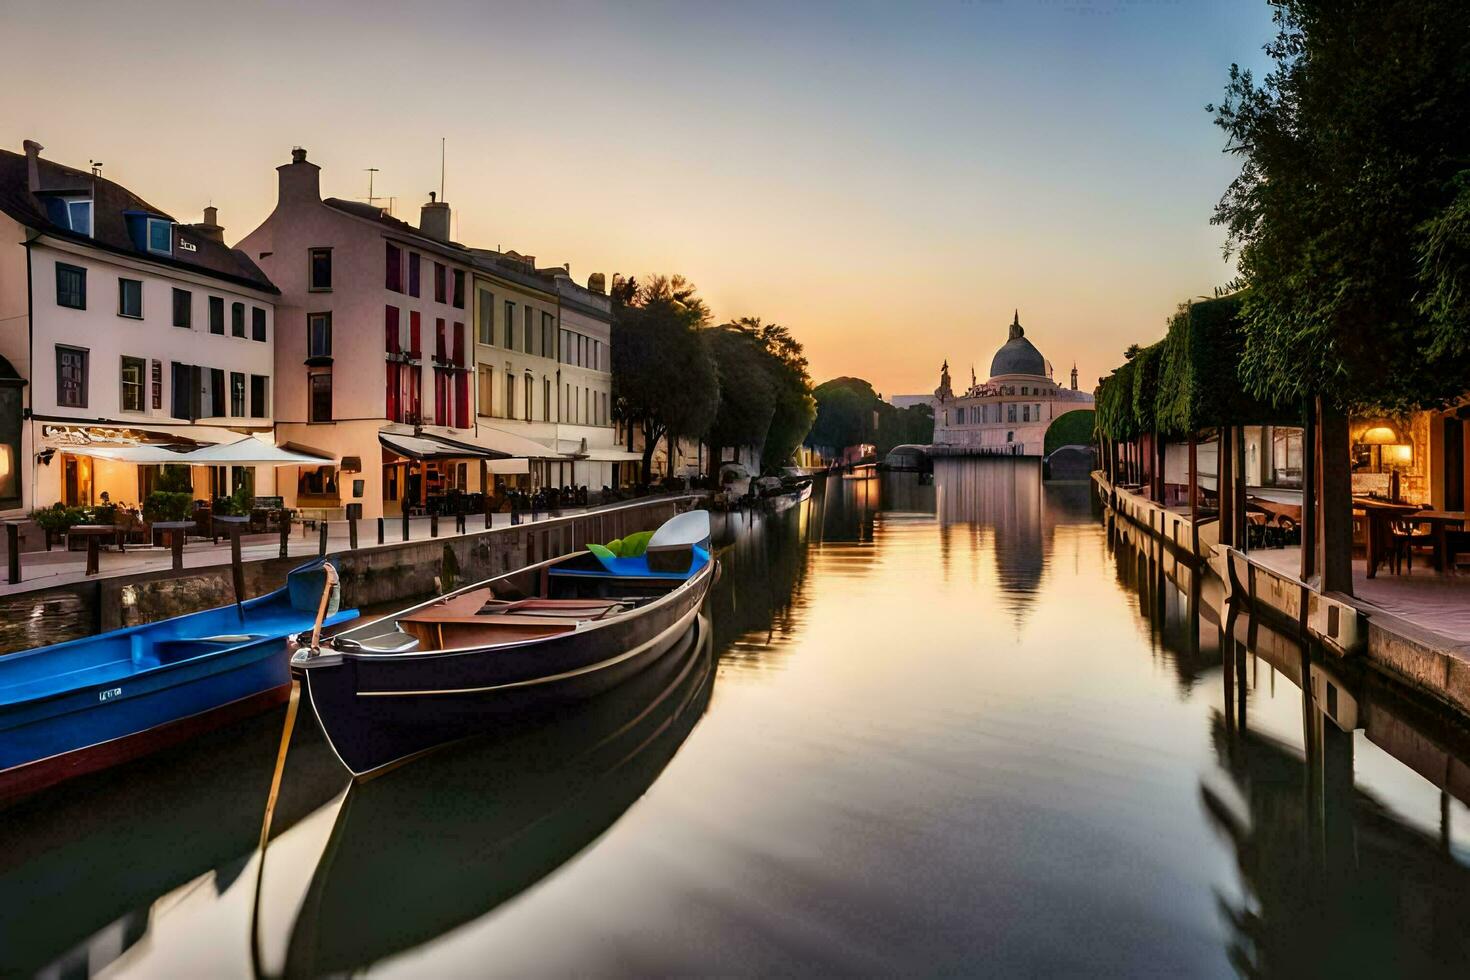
[178,437,336,466]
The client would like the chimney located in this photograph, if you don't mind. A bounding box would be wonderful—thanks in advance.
[587,272,606,294]
[193,205,224,243]
[419,191,450,242]
[277,146,321,205]
[23,140,44,192]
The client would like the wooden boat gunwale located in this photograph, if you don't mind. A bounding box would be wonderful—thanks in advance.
[313,537,712,663]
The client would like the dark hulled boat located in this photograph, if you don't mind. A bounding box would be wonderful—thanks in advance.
[292,510,716,777]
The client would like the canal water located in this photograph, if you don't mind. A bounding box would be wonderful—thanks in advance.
[5,458,1470,977]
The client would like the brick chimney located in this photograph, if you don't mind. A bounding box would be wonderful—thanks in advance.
[23,140,44,192]
[192,205,225,243]
[419,192,450,242]
[277,146,320,205]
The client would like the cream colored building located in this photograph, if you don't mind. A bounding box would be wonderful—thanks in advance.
[932,312,1093,456]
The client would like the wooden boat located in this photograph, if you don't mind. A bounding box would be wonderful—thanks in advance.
[843,462,878,480]
[282,613,713,976]
[292,510,717,778]
[0,559,356,802]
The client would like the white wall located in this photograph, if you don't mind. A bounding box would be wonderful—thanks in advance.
[29,240,275,426]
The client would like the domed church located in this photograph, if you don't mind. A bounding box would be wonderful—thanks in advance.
[931,311,1093,456]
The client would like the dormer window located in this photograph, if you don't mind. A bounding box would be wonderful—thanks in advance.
[146,218,173,255]
[62,197,92,235]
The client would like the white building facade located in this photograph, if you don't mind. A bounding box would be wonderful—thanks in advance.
[0,141,279,516]
[932,312,1093,456]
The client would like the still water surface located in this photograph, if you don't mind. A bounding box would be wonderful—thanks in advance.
[6,459,1470,977]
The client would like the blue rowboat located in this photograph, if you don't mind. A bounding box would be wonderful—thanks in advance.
[0,559,358,801]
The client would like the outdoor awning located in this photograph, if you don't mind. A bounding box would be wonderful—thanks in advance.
[379,431,507,462]
[179,437,337,466]
[54,444,196,464]
[487,458,531,475]
[475,425,565,459]
[581,447,645,462]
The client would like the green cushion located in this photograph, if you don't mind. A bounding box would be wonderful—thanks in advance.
[619,530,653,558]
[587,542,616,562]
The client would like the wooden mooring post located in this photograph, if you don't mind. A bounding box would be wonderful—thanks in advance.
[377,517,385,545]
[6,523,20,584]
[348,516,358,550]
[318,521,328,556]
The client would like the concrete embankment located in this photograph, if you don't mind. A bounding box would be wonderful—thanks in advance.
[0,496,698,654]
[1094,471,1470,722]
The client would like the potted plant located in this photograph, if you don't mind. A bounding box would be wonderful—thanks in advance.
[28,504,86,551]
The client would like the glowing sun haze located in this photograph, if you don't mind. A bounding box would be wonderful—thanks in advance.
[0,0,1274,398]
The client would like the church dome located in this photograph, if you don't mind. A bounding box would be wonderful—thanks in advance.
[988,311,1047,379]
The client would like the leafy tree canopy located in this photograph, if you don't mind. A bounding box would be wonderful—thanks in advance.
[610,274,719,481]
[1210,0,1470,413]
[807,378,933,456]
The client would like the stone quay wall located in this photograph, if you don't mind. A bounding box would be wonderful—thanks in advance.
[0,496,699,653]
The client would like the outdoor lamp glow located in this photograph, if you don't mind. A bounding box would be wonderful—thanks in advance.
[1359,425,1400,445]
[1383,443,1413,465]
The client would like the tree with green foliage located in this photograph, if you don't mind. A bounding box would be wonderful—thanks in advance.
[611,275,720,482]
[1044,409,1097,455]
[705,325,776,477]
[807,378,932,457]
[1209,0,1470,414]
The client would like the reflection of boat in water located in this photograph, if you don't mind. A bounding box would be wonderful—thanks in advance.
[0,707,346,979]
[282,614,714,977]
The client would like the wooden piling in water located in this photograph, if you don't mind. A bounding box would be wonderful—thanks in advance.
[6,523,19,584]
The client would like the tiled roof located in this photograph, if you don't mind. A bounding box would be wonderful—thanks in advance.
[0,148,277,293]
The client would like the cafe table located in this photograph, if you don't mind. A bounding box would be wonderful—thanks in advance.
[1352,497,1423,579]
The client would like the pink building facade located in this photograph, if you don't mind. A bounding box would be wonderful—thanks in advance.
[236,149,481,520]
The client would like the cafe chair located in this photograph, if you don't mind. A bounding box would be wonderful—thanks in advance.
[1389,518,1435,574]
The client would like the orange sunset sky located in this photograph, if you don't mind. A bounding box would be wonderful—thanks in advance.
[0,0,1275,398]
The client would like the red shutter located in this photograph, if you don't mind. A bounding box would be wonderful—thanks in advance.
[435,318,447,361]
[455,372,469,428]
[385,305,400,353]
[452,322,464,365]
[409,311,421,357]
[386,362,400,421]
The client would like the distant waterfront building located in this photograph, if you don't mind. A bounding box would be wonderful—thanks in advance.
[931,311,1093,456]
[0,140,280,517]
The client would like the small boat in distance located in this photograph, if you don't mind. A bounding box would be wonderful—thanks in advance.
[292,510,717,779]
[0,559,357,802]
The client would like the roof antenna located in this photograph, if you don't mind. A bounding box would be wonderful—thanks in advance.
[439,138,446,202]
[89,160,103,177]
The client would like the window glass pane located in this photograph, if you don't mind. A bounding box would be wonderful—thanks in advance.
[309,313,332,357]
[173,288,191,327]
[56,346,88,408]
[209,296,224,333]
[56,264,86,309]
[68,200,92,235]
[252,307,266,342]
[121,356,144,412]
[118,279,142,317]
[231,302,245,337]
[148,219,172,253]
[310,249,332,289]
[231,372,246,417]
